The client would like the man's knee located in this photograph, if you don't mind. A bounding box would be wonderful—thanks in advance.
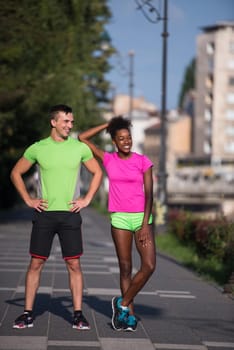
[29,258,45,272]
[66,259,81,273]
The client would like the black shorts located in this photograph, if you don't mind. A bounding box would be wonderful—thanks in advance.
[30,211,83,260]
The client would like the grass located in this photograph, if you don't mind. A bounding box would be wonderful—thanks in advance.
[156,232,229,287]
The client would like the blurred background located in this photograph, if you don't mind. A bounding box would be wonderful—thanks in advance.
[1,0,234,216]
[0,0,234,289]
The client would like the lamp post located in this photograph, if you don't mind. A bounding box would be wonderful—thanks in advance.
[135,0,169,233]
[111,50,135,119]
[128,50,135,120]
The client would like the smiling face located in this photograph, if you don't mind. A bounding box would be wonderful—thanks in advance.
[50,111,74,141]
[113,128,132,156]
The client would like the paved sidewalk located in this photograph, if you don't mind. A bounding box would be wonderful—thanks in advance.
[0,207,234,350]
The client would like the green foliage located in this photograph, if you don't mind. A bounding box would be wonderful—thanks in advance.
[178,58,195,109]
[167,209,196,242]
[167,209,234,285]
[0,0,114,208]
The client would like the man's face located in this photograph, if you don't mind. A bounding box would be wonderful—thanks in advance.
[51,111,74,140]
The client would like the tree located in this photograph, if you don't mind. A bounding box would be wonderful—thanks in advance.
[178,58,195,111]
[0,0,114,208]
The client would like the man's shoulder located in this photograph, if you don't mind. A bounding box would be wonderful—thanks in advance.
[29,137,51,147]
[68,137,79,145]
[70,137,87,144]
[71,137,92,151]
[38,137,52,145]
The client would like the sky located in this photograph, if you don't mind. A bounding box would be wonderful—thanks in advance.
[105,0,234,110]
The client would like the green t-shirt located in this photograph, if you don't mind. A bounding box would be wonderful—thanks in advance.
[24,136,93,211]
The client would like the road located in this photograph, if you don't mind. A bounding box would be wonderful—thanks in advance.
[0,207,233,350]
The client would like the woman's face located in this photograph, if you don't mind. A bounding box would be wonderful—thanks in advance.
[113,128,132,154]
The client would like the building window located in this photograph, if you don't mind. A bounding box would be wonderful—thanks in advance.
[228,60,234,70]
[225,126,234,136]
[230,41,234,54]
[205,74,213,88]
[205,93,212,105]
[227,93,234,104]
[204,108,212,121]
[229,77,234,86]
[226,110,234,120]
[206,42,215,55]
[224,142,234,153]
[204,140,211,154]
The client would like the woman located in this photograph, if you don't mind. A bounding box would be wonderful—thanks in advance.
[78,116,156,332]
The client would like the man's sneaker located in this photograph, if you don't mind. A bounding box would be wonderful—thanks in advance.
[111,296,129,331]
[72,311,90,330]
[124,315,138,332]
[13,312,34,329]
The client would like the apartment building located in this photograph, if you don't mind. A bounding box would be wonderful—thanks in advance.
[194,21,234,163]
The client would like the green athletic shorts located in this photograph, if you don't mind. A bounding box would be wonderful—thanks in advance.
[110,212,153,232]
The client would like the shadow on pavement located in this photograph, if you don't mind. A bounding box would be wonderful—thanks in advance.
[6,293,162,325]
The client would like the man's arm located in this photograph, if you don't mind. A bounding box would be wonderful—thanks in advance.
[10,157,48,211]
[69,157,103,212]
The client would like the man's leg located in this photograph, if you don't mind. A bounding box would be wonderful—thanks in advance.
[65,258,83,310]
[60,212,89,329]
[66,258,90,330]
[25,257,45,310]
[13,257,45,329]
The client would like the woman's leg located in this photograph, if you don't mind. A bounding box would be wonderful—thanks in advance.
[111,226,135,314]
[121,224,156,307]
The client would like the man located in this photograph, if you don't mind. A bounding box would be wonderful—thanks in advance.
[10,104,102,330]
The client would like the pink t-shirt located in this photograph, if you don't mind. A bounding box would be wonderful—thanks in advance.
[103,152,153,213]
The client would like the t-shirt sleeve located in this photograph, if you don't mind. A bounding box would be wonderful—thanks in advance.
[23,143,38,164]
[142,155,153,172]
[80,142,94,162]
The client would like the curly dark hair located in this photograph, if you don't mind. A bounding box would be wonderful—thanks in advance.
[106,116,132,139]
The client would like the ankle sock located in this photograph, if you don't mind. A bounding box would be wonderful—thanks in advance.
[120,304,129,311]
[24,310,32,316]
[74,310,82,316]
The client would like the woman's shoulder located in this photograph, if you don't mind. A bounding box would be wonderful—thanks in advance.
[103,151,117,163]
[132,152,148,160]
[132,152,153,168]
[104,151,117,157]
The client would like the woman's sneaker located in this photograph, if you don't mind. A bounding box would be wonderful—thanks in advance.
[13,312,34,329]
[72,311,90,330]
[111,296,129,331]
[124,315,138,332]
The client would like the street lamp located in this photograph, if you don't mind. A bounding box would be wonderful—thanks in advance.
[111,50,135,119]
[135,0,169,233]
[128,50,135,120]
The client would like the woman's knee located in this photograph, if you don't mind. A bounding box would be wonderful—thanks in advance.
[119,260,132,277]
[143,258,156,276]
